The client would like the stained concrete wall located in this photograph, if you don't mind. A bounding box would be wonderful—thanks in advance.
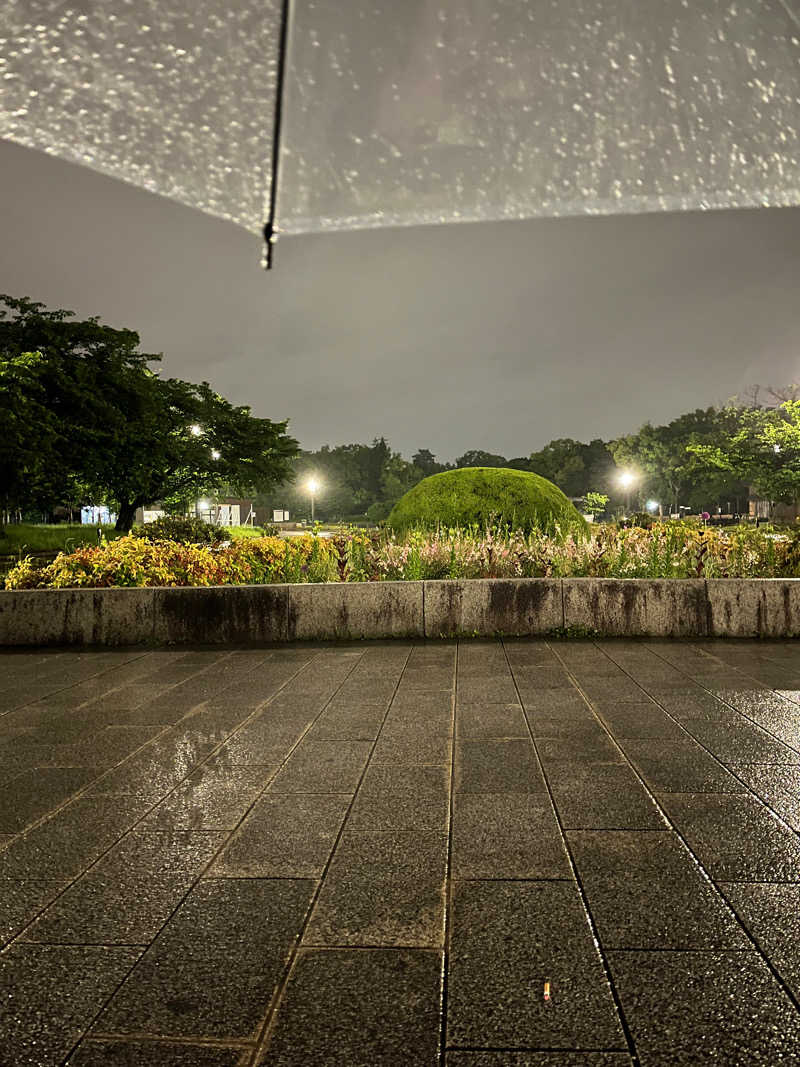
[0,579,799,646]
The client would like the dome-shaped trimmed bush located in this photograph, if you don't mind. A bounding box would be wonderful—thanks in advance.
[388,467,589,536]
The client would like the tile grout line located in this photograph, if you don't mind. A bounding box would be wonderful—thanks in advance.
[437,636,459,1065]
[505,637,642,1067]
[247,643,417,1067]
[567,639,800,1016]
[52,645,367,1066]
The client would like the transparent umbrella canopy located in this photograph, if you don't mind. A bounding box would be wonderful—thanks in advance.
[2,0,799,268]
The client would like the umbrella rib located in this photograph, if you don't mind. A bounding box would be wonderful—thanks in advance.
[262,0,293,270]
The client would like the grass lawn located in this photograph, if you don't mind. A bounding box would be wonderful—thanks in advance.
[0,524,124,555]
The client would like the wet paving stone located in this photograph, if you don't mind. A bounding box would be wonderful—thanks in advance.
[260,948,442,1066]
[729,763,800,829]
[66,1040,244,1066]
[0,943,142,1067]
[269,739,372,793]
[137,766,268,832]
[370,733,452,765]
[548,764,665,830]
[455,738,546,792]
[212,793,350,877]
[94,878,315,1041]
[455,702,528,738]
[568,831,747,950]
[304,830,447,947]
[306,702,388,739]
[618,739,745,793]
[447,880,625,1050]
[445,1055,634,1066]
[348,765,450,831]
[721,883,800,1001]
[607,950,800,1066]
[660,793,800,881]
[0,879,65,947]
[592,702,686,740]
[0,796,154,881]
[23,830,225,944]
[451,792,571,879]
[0,767,96,833]
[5,640,800,1062]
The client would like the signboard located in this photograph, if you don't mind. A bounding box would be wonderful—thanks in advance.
[273,510,290,522]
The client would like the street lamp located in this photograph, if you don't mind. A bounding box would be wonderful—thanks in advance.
[189,424,203,437]
[617,470,637,516]
[306,477,321,523]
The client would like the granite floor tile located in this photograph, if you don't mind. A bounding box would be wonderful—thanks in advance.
[94,878,314,1040]
[455,702,528,738]
[66,1041,244,1066]
[608,950,800,1066]
[729,763,800,829]
[260,948,441,1066]
[455,739,546,792]
[618,739,744,793]
[212,793,350,877]
[305,830,447,947]
[536,735,625,766]
[0,797,154,881]
[451,793,571,879]
[137,767,267,832]
[0,943,142,1067]
[306,703,387,739]
[660,793,800,881]
[683,720,800,764]
[370,734,452,765]
[519,689,590,715]
[23,831,225,944]
[445,1055,634,1066]
[447,880,625,1049]
[269,740,372,793]
[0,767,97,833]
[348,765,450,831]
[0,879,65,947]
[721,883,800,1000]
[457,676,519,704]
[568,830,747,950]
[593,703,686,740]
[548,764,665,830]
[86,730,222,797]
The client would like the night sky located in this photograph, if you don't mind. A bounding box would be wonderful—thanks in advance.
[2,138,799,463]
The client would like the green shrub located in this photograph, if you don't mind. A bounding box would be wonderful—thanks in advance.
[131,516,228,545]
[387,467,588,538]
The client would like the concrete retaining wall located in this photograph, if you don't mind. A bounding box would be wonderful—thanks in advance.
[0,579,798,646]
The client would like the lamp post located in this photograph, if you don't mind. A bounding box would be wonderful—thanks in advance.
[306,477,320,524]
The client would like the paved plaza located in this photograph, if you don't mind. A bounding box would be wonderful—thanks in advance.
[2,638,800,1065]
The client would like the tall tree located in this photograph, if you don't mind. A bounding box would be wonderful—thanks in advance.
[688,397,800,510]
[0,295,298,530]
[454,449,508,468]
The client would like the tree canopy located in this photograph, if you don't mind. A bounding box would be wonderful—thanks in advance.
[0,295,298,529]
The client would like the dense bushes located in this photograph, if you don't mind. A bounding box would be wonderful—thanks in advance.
[387,467,588,537]
[5,523,800,588]
[131,516,229,545]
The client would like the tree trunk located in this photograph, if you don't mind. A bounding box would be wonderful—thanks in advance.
[115,501,138,532]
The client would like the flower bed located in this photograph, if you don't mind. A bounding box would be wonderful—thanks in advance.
[5,523,800,589]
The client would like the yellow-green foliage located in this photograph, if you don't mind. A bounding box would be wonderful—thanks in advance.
[5,523,799,589]
[388,467,589,537]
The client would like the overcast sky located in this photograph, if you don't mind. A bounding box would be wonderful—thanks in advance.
[2,138,799,465]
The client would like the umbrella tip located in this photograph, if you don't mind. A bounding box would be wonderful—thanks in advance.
[261,222,279,270]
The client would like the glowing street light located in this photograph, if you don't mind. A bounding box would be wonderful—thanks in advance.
[306,476,321,523]
[616,470,638,516]
[189,424,203,437]
[211,449,221,460]
[646,499,660,514]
